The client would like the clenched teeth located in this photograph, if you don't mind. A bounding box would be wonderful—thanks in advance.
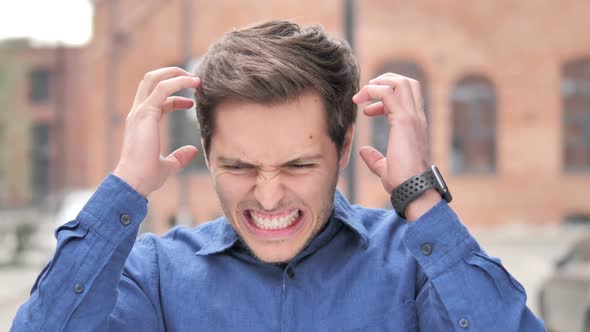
[250,210,300,230]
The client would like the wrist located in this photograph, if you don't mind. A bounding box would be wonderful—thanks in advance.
[390,165,452,221]
[112,167,150,198]
[403,189,442,222]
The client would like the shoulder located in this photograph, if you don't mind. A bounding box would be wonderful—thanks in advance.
[127,217,227,267]
[137,217,226,252]
[348,204,408,247]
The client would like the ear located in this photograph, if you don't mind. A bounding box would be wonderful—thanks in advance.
[338,125,355,169]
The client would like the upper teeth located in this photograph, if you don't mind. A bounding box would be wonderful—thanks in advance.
[250,210,300,230]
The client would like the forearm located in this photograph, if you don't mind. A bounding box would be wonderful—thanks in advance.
[10,174,147,331]
[404,202,545,331]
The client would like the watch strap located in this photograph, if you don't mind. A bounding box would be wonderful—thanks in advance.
[390,168,437,219]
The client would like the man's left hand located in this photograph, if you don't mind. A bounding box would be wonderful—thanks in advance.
[353,73,441,221]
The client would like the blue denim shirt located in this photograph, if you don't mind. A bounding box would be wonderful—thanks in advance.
[12,174,544,331]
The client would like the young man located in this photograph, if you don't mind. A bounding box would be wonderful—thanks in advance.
[12,21,544,331]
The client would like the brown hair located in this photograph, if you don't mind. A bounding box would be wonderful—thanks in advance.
[194,20,359,156]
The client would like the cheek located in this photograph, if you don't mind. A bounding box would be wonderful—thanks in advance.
[214,174,249,208]
[284,170,338,202]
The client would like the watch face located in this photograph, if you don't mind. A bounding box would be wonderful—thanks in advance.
[431,165,447,190]
[431,165,453,202]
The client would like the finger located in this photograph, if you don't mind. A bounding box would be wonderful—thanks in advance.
[367,76,418,114]
[352,84,396,106]
[359,146,387,178]
[135,67,193,103]
[144,76,201,110]
[362,101,384,117]
[164,145,199,175]
[162,96,195,114]
[353,85,405,121]
[369,76,423,117]
[369,71,408,81]
[369,75,419,101]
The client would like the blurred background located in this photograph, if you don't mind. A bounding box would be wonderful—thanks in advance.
[1,0,589,330]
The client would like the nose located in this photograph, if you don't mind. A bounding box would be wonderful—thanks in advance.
[253,170,284,211]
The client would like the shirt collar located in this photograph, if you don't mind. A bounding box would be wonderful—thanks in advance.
[194,190,369,256]
[332,190,370,248]
[194,219,239,256]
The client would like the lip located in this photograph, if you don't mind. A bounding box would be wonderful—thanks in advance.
[242,209,306,240]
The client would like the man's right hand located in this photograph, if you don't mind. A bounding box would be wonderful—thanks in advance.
[113,67,201,198]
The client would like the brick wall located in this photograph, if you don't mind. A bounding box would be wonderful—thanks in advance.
[4,0,589,230]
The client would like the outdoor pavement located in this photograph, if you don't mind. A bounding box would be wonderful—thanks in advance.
[0,266,40,331]
[0,223,586,330]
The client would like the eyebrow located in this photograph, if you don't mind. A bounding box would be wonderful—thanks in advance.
[216,154,323,167]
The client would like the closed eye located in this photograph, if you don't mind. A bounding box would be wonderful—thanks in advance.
[223,164,254,170]
[288,164,315,169]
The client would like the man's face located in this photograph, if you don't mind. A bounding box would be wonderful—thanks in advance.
[207,90,351,263]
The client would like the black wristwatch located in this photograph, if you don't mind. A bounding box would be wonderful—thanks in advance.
[390,165,452,219]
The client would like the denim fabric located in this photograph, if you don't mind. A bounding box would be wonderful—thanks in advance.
[11,174,545,331]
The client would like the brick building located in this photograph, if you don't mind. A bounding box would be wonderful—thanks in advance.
[0,39,85,208]
[2,0,589,233]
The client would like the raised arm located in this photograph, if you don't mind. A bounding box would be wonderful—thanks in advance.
[353,72,545,331]
[11,67,201,331]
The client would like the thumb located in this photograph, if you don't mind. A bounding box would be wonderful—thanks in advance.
[164,145,199,174]
[359,146,387,178]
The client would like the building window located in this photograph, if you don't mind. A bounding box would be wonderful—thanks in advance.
[371,61,429,155]
[563,213,590,225]
[451,75,496,174]
[29,68,51,103]
[31,124,51,200]
[168,215,178,228]
[562,58,590,172]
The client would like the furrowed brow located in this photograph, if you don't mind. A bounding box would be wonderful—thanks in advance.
[216,156,256,167]
[280,154,323,166]
[216,154,323,168]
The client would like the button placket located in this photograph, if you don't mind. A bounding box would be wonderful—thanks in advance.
[286,267,295,279]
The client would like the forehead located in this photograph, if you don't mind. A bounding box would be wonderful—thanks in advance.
[209,90,334,165]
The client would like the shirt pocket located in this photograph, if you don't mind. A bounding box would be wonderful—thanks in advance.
[465,251,525,300]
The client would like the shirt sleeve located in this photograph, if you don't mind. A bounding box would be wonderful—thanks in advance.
[10,174,160,332]
[402,201,546,331]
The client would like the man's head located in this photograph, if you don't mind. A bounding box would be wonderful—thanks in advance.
[194,20,359,263]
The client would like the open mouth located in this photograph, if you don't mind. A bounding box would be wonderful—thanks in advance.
[242,208,305,236]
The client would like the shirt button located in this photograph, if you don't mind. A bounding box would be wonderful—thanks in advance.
[120,213,131,226]
[74,283,84,294]
[286,267,295,279]
[421,243,432,256]
[459,318,469,328]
